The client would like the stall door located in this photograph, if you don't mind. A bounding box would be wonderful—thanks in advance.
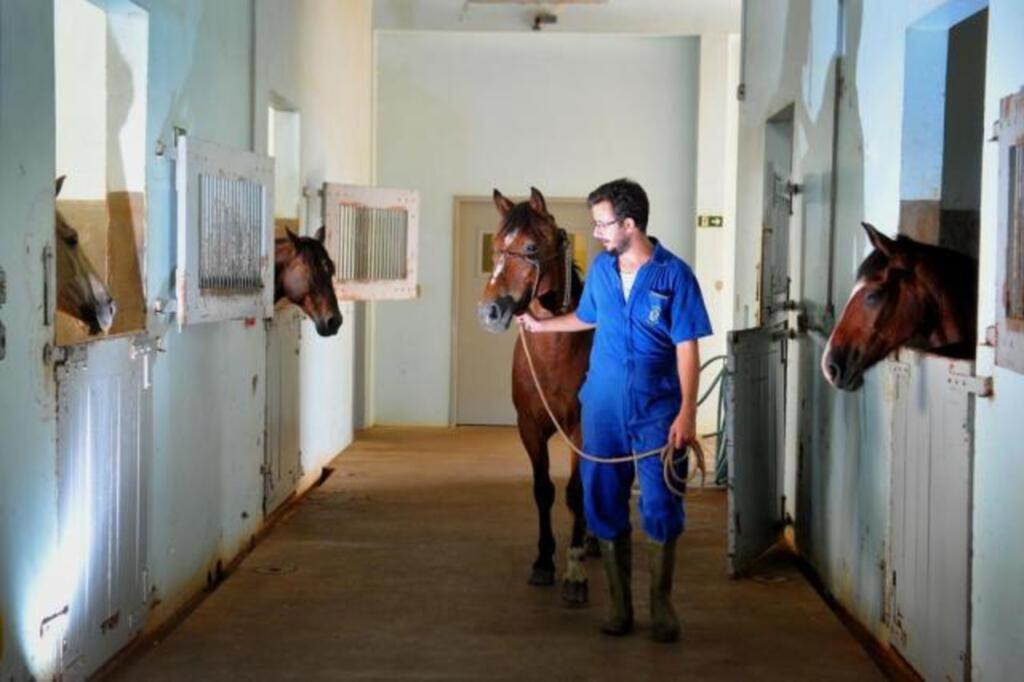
[264,306,302,514]
[887,350,976,682]
[726,326,787,575]
[56,335,154,677]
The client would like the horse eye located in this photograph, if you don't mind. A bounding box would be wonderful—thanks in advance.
[864,290,883,307]
[525,243,538,254]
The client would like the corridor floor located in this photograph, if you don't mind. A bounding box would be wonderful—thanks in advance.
[111,427,883,681]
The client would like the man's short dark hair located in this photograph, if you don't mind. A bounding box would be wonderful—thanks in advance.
[587,178,649,233]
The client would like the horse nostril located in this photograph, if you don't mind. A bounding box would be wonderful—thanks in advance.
[827,360,842,383]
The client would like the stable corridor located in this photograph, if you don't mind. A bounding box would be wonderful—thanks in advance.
[111,428,882,681]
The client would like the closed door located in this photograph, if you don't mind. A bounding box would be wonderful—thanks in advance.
[453,196,596,425]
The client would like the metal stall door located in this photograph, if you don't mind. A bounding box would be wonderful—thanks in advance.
[56,335,154,677]
[264,306,302,514]
[887,350,975,682]
[726,325,787,575]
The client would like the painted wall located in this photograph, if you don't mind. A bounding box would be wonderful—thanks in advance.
[0,1,371,677]
[0,3,60,678]
[736,0,974,645]
[373,32,701,424]
[971,1,1024,677]
[738,6,1024,678]
[254,0,372,493]
[694,33,741,433]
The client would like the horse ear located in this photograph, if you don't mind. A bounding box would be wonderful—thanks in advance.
[55,175,66,198]
[314,225,326,243]
[529,187,548,215]
[862,222,896,258]
[285,228,302,247]
[493,189,514,217]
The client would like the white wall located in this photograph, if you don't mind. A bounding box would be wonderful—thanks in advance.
[0,4,59,678]
[373,32,701,425]
[254,0,372,493]
[736,0,965,643]
[694,33,741,433]
[971,1,1024,678]
[738,7,1024,679]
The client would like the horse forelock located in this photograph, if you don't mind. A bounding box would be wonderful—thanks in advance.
[856,249,890,282]
[499,202,555,244]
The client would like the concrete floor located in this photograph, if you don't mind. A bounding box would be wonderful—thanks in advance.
[111,427,883,681]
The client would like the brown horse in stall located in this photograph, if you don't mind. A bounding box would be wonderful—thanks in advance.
[822,222,977,391]
[55,176,118,335]
[275,226,343,337]
[477,187,592,605]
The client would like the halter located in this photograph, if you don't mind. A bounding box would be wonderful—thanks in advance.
[493,228,574,313]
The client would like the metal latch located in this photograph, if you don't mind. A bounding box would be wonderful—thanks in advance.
[948,371,993,397]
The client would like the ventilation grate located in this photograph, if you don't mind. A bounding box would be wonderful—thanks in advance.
[333,205,408,282]
[198,174,265,291]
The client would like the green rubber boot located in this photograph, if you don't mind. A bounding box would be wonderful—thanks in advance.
[598,533,633,636]
[648,539,680,643]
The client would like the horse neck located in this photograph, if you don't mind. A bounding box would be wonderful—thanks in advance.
[535,245,581,315]
[273,239,295,302]
[914,251,977,349]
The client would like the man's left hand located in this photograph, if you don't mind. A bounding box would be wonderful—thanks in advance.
[668,410,696,450]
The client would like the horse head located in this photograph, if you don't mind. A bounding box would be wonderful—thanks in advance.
[822,222,977,391]
[55,176,117,335]
[275,226,343,337]
[478,187,574,333]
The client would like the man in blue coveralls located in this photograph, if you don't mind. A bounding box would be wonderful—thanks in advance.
[517,178,711,642]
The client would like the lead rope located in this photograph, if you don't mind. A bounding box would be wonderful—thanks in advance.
[516,323,706,497]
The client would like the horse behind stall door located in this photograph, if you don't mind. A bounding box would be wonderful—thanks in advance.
[822,222,977,391]
[55,176,117,335]
[275,226,343,337]
[477,187,592,606]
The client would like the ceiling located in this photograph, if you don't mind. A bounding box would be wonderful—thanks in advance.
[373,0,741,34]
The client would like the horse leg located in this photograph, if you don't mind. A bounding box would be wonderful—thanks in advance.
[561,445,589,606]
[520,422,556,587]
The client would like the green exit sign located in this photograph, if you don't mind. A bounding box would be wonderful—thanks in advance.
[698,215,724,228]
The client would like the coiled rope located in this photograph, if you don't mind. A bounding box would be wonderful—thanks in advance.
[517,325,728,496]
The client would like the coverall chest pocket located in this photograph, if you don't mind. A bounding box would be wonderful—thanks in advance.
[644,290,671,331]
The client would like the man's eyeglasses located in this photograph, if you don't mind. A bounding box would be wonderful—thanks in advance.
[592,218,621,230]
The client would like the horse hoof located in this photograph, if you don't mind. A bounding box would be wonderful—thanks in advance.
[561,579,589,606]
[584,535,601,558]
[528,567,555,586]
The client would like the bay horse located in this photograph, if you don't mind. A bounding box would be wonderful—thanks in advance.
[275,226,343,337]
[822,222,977,391]
[55,176,117,335]
[477,187,592,605]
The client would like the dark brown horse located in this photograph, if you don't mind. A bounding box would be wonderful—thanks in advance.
[822,222,977,390]
[55,176,117,335]
[275,226,343,337]
[478,187,592,605]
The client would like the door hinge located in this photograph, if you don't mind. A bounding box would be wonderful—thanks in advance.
[948,372,993,397]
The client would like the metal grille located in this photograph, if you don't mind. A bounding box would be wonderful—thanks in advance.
[333,205,408,282]
[198,174,265,290]
[1009,144,1023,320]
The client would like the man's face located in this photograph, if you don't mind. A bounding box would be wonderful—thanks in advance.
[591,200,630,256]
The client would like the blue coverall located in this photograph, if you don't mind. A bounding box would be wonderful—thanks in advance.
[575,239,712,543]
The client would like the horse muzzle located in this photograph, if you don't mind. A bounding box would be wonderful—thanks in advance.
[315,314,343,337]
[821,346,865,391]
[477,298,515,334]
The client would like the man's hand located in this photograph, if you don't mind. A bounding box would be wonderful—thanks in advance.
[667,409,696,450]
[516,313,543,332]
